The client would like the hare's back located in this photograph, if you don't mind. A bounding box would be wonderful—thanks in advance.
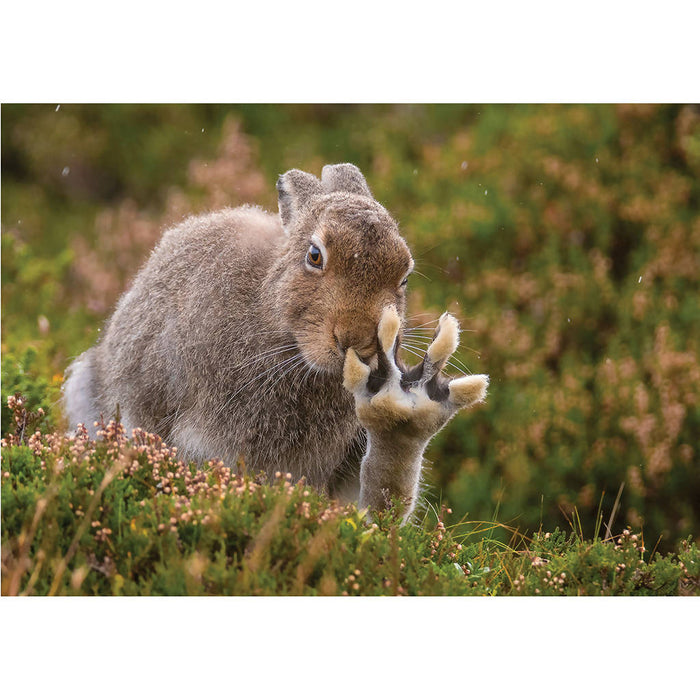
[159,205,284,263]
[93,205,283,430]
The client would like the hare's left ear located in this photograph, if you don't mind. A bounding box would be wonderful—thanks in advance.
[277,169,323,231]
[321,163,372,198]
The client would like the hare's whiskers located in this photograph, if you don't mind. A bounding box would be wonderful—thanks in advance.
[447,360,471,374]
[258,354,306,396]
[458,344,482,355]
[224,344,298,371]
[403,328,433,335]
[405,319,439,331]
[295,360,320,391]
[400,342,430,356]
[403,333,433,346]
[410,268,430,281]
[248,353,304,392]
[401,341,472,375]
[399,345,425,361]
[219,352,304,416]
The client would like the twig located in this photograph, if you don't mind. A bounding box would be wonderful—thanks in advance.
[604,482,625,542]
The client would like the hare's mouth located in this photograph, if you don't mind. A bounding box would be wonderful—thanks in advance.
[298,344,378,378]
[295,331,381,379]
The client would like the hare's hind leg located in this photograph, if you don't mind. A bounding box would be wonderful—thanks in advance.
[343,306,488,521]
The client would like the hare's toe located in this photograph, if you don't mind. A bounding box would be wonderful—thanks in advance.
[343,348,371,393]
[402,311,460,389]
[448,374,489,409]
[426,312,460,369]
[405,311,488,417]
[378,304,401,355]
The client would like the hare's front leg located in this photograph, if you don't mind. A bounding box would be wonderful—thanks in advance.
[343,306,488,522]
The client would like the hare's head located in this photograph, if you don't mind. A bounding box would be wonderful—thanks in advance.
[275,163,413,376]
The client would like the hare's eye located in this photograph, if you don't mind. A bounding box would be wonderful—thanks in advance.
[306,245,323,269]
[400,277,409,287]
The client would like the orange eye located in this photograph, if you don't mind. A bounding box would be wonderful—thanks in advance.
[306,244,323,269]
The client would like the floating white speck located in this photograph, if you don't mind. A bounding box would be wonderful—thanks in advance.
[595,157,599,163]
[461,161,468,170]
[61,166,70,176]
[568,318,571,323]
[201,128,205,133]
[456,256,459,261]
[638,276,642,283]
[485,189,488,195]
[55,105,61,112]
[413,169,417,175]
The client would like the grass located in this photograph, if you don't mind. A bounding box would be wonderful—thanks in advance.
[2,395,698,596]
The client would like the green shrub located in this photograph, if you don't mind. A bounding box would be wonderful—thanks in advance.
[1,396,697,596]
[1,348,54,434]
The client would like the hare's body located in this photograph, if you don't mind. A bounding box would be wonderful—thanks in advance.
[64,164,488,518]
[67,206,359,484]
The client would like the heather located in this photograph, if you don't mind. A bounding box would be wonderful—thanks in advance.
[2,408,698,595]
[2,104,699,594]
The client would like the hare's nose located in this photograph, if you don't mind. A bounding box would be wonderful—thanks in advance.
[333,326,377,360]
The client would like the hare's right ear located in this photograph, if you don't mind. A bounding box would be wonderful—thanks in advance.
[276,169,323,231]
[321,163,372,197]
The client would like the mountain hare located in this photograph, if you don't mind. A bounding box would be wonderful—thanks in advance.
[63,163,488,520]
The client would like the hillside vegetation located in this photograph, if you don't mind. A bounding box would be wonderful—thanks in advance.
[2,408,698,595]
[2,104,699,593]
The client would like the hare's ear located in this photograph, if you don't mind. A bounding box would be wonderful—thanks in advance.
[321,163,372,198]
[276,169,323,231]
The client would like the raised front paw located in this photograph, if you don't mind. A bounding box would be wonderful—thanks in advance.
[342,305,489,441]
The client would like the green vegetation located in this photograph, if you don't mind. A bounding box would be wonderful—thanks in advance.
[2,414,697,595]
[2,104,699,594]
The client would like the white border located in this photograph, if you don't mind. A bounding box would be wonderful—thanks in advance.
[1,2,698,102]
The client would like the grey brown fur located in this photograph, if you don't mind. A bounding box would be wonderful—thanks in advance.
[63,164,488,520]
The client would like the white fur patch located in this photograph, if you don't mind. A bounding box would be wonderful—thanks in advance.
[171,420,211,463]
[63,352,99,438]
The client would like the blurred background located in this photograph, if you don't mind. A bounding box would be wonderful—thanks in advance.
[2,104,699,551]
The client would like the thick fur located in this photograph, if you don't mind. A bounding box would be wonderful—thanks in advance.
[63,163,488,517]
